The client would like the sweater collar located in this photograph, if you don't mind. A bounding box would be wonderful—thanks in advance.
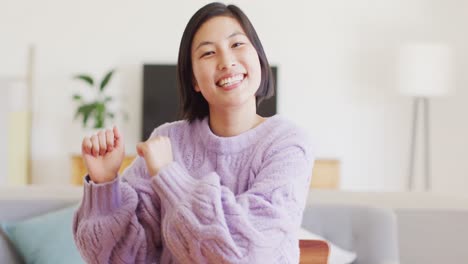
[196,114,282,154]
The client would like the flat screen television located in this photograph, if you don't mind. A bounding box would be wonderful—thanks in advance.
[142,64,277,140]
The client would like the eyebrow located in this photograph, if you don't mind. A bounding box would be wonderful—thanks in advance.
[194,31,245,51]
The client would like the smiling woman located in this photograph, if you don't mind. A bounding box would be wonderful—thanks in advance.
[72,3,314,264]
[190,15,264,135]
[176,3,275,125]
[191,16,262,111]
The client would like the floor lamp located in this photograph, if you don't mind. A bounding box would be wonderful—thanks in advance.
[397,43,452,191]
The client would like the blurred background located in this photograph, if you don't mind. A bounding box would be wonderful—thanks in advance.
[1,0,467,193]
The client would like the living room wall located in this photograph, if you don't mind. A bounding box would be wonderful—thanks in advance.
[1,0,467,194]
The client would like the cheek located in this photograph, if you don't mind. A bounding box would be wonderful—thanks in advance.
[249,56,262,86]
[192,64,205,91]
[192,62,201,81]
[192,62,211,83]
[246,50,262,77]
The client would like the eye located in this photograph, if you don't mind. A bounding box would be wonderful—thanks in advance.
[201,51,215,58]
[232,42,244,48]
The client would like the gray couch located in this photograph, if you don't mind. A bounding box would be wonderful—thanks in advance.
[3,188,467,264]
[0,198,79,264]
[0,196,400,264]
[301,204,400,264]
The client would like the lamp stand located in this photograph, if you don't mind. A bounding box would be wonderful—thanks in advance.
[408,97,431,191]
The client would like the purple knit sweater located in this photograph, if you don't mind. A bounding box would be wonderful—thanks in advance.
[73,115,314,264]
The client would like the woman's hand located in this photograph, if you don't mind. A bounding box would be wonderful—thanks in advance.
[81,126,125,183]
[136,136,173,177]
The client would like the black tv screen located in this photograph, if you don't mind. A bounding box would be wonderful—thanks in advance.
[142,64,277,140]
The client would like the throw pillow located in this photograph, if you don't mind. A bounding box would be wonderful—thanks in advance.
[1,205,84,264]
[299,227,357,264]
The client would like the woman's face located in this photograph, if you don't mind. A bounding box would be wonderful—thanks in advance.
[191,16,262,110]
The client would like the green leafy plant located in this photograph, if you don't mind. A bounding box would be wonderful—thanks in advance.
[72,69,120,129]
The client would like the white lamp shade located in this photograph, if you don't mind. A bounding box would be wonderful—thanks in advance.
[397,43,453,97]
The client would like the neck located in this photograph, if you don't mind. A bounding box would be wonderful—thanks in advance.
[208,100,265,137]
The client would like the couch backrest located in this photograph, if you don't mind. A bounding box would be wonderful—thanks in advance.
[302,204,399,264]
[0,198,81,264]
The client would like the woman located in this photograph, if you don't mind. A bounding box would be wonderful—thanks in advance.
[73,2,314,263]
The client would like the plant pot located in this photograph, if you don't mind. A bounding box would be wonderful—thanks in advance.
[70,154,137,185]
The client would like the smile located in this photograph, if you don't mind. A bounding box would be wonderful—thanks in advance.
[216,74,245,88]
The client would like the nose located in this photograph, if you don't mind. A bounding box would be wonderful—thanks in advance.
[217,51,236,71]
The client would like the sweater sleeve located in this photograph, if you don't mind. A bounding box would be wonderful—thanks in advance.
[152,136,314,263]
[72,156,162,264]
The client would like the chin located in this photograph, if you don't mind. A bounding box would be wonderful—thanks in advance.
[223,95,257,109]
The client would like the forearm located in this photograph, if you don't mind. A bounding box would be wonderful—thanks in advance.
[126,174,163,257]
[73,177,149,264]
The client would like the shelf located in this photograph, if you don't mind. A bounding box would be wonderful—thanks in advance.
[0,184,83,200]
[0,76,27,82]
[306,189,468,210]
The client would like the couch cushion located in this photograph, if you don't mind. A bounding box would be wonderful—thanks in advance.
[0,230,23,264]
[1,205,84,264]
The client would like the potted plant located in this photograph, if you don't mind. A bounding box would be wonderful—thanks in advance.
[72,69,117,129]
[70,69,134,185]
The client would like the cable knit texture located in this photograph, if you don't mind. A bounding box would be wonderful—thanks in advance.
[73,115,314,264]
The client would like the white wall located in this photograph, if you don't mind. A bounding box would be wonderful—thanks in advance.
[1,0,467,194]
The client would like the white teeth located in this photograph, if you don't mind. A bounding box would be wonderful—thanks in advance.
[218,74,244,87]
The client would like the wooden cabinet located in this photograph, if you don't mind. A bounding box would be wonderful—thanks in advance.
[311,159,340,189]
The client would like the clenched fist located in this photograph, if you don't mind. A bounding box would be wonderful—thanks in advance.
[136,136,173,177]
[81,126,125,183]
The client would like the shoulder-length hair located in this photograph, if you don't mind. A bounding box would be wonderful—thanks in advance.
[177,2,275,122]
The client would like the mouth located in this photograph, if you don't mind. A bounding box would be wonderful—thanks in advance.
[216,73,246,89]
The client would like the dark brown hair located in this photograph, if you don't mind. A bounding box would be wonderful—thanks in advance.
[177,2,275,122]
